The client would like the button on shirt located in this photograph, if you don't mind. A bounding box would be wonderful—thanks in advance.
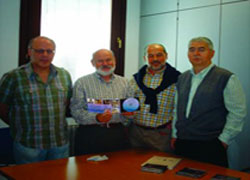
[70,72,129,125]
[172,64,247,145]
[0,63,72,149]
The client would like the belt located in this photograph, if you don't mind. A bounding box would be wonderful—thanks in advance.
[79,123,122,128]
[135,121,171,130]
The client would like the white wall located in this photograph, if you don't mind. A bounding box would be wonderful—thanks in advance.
[0,0,20,128]
[124,0,140,79]
[220,1,250,170]
[0,0,20,78]
[139,0,250,170]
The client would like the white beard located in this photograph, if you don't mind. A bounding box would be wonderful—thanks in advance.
[96,66,115,76]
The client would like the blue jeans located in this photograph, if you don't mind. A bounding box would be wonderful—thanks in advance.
[13,141,69,164]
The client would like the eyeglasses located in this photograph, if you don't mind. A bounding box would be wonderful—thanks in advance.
[31,48,55,55]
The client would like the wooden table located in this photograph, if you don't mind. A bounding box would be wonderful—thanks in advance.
[0,149,249,180]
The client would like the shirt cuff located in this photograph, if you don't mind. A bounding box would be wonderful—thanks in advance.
[218,133,231,145]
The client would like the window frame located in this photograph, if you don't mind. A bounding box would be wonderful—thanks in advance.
[19,0,126,76]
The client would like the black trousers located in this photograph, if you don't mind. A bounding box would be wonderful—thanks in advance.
[74,123,130,156]
[174,138,228,167]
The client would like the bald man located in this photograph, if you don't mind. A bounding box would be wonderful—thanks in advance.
[70,49,130,155]
[0,36,72,164]
[128,43,180,152]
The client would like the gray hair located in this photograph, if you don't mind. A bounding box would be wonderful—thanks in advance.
[91,49,115,61]
[27,36,56,49]
[144,43,167,56]
[188,37,214,51]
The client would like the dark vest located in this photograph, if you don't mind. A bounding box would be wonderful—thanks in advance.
[176,66,232,140]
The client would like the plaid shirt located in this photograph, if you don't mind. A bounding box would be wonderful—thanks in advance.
[0,63,72,149]
[129,68,176,127]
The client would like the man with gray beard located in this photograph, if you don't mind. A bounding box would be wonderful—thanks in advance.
[70,49,130,155]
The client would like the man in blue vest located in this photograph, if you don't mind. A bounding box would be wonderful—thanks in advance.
[171,37,247,167]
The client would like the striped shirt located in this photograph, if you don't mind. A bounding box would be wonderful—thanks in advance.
[70,72,129,125]
[129,68,176,127]
[0,63,72,149]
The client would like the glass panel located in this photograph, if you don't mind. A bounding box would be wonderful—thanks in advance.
[141,0,177,16]
[220,2,250,169]
[176,6,220,72]
[41,0,112,83]
[0,0,19,78]
[179,0,220,10]
[220,2,250,76]
[222,0,243,3]
[139,13,177,68]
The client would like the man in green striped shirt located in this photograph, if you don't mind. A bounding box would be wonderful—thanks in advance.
[0,36,72,164]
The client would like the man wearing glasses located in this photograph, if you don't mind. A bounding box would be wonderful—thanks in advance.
[0,36,72,164]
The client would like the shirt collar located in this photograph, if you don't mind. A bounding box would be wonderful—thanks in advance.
[94,71,115,83]
[146,65,166,76]
[25,62,58,80]
[190,64,215,78]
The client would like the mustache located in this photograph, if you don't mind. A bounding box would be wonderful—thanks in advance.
[151,60,161,64]
[96,66,115,76]
[100,65,113,69]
